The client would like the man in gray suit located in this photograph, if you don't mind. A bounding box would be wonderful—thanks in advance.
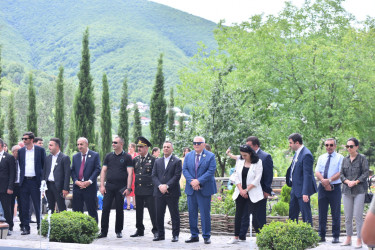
[42,138,71,213]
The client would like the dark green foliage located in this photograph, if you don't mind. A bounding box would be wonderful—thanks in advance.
[0,46,3,139]
[7,93,18,147]
[271,185,291,216]
[280,185,291,203]
[211,188,236,216]
[55,66,65,151]
[118,77,129,144]
[178,191,188,212]
[133,105,142,142]
[256,220,320,250]
[41,211,99,244]
[167,88,175,139]
[178,115,184,133]
[150,54,167,148]
[74,28,96,149]
[67,110,76,155]
[100,73,112,159]
[27,73,37,136]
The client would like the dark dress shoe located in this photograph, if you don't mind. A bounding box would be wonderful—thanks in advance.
[185,236,199,243]
[332,237,340,244]
[97,232,107,238]
[21,229,30,235]
[130,230,144,237]
[116,232,122,238]
[204,238,211,244]
[7,231,12,236]
[30,220,37,223]
[37,224,40,230]
[319,237,326,242]
[171,236,179,242]
[153,236,165,241]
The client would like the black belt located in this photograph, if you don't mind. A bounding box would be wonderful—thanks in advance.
[25,176,36,180]
[47,181,55,183]
[332,183,341,186]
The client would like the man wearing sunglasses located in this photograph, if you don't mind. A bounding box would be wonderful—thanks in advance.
[71,137,101,222]
[286,133,317,226]
[315,138,344,244]
[98,136,133,239]
[18,132,46,235]
[183,136,217,244]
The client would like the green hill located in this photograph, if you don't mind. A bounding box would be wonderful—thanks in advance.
[0,0,217,102]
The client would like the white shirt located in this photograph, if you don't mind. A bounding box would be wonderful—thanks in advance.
[15,161,20,183]
[290,145,304,181]
[48,151,60,181]
[0,150,4,163]
[25,146,36,177]
[164,155,172,169]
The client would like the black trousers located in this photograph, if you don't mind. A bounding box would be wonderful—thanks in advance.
[236,195,263,237]
[100,185,124,234]
[46,181,66,213]
[155,195,180,237]
[235,195,250,237]
[20,178,41,231]
[250,198,267,233]
[135,194,157,234]
[72,185,98,222]
[318,184,341,238]
[0,193,13,230]
[11,184,22,229]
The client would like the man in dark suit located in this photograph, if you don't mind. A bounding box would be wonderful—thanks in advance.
[71,137,101,222]
[18,132,46,235]
[245,136,274,236]
[152,141,182,242]
[42,138,71,213]
[286,133,317,226]
[0,138,16,236]
[130,136,158,239]
[183,136,217,245]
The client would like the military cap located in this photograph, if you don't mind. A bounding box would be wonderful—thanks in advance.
[136,136,152,147]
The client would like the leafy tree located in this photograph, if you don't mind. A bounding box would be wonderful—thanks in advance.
[100,73,112,159]
[133,105,142,142]
[150,54,167,148]
[73,28,96,148]
[118,77,129,144]
[7,92,18,147]
[167,88,175,139]
[27,73,37,136]
[55,66,65,151]
[67,110,76,155]
[0,46,3,139]
[178,115,184,133]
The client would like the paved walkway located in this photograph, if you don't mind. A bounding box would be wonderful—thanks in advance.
[0,209,369,249]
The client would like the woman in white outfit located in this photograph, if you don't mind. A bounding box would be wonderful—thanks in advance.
[226,144,263,244]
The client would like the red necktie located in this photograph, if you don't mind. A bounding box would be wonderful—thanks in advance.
[78,154,86,180]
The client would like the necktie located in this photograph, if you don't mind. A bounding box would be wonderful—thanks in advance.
[141,156,145,163]
[323,154,332,179]
[78,154,86,180]
[195,154,200,178]
[290,153,297,182]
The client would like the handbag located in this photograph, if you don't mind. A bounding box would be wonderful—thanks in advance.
[365,176,374,203]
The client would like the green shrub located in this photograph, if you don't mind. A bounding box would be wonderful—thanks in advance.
[271,201,289,216]
[179,190,188,212]
[41,211,99,244]
[256,220,320,250]
[211,188,236,216]
[280,185,291,203]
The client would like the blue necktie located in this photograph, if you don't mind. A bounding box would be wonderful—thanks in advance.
[323,154,332,179]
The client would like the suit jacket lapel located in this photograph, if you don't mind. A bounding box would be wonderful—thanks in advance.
[54,153,63,173]
[165,155,174,171]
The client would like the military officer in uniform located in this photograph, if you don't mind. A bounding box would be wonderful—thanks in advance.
[130,137,158,239]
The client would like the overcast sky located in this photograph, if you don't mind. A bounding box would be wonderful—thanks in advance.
[150,0,375,25]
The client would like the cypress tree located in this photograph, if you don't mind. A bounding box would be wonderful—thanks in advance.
[0,47,3,139]
[27,73,38,136]
[167,88,175,138]
[55,66,65,151]
[7,92,18,147]
[73,28,96,148]
[67,110,76,154]
[133,105,142,142]
[150,54,167,148]
[100,73,112,158]
[178,115,184,133]
[118,77,129,145]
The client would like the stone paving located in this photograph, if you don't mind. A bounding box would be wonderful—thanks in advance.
[0,209,370,249]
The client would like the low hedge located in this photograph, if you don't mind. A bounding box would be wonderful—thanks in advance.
[41,211,99,244]
[256,220,320,250]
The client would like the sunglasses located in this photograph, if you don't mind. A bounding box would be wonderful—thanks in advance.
[76,143,84,146]
[112,141,118,144]
[325,144,334,147]
[22,137,30,141]
[193,142,204,145]
[345,145,355,149]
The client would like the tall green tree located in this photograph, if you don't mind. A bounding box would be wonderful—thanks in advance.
[100,73,112,159]
[150,54,167,148]
[167,88,175,139]
[73,28,96,148]
[7,92,18,147]
[178,115,184,133]
[133,105,142,142]
[0,47,3,139]
[118,77,129,144]
[55,66,65,150]
[67,110,76,155]
[27,73,37,135]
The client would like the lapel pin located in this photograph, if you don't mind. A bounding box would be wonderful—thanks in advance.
[88,155,91,158]
[203,154,206,157]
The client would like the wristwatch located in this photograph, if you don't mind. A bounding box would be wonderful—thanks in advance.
[328,178,332,183]
[127,188,132,192]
